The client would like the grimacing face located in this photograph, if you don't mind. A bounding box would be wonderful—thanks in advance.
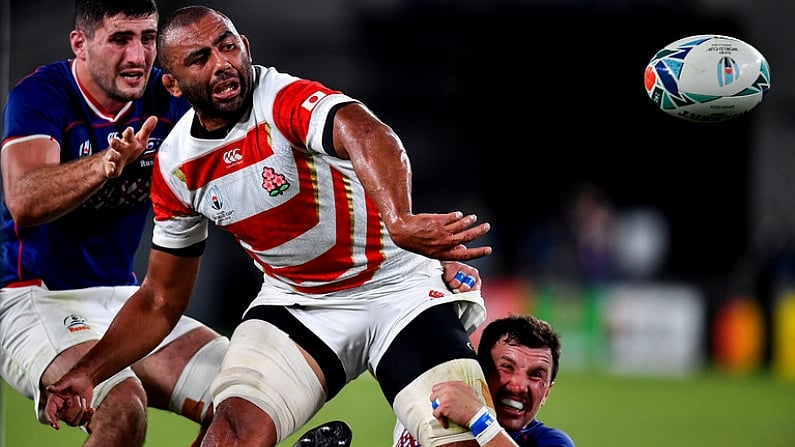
[485,337,555,431]
[79,13,158,104]
[161,12,253,130]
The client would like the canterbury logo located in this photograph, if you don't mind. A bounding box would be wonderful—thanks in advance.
[223,148,243,164]
[428,290,445,298]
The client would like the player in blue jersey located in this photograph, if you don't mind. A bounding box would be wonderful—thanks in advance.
[0,1,229,445]
[394,314,575,447]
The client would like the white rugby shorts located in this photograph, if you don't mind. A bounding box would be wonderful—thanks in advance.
[0,283,206,423]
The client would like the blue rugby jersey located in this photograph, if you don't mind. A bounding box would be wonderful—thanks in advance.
[511,419,575,447]
[0,60,190,289]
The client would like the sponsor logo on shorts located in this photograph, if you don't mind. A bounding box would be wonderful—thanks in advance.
[428,290,445,299]
[63,314,90,333]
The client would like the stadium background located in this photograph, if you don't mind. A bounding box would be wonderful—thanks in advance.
[1,0,794,445]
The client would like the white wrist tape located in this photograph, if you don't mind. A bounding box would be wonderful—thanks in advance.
[468,406,504,446]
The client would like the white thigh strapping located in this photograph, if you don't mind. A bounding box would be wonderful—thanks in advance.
[392,358,487,447]
[210,320,325,443]
[170,335,228,422]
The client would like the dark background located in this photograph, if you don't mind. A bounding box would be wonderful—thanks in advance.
[2,1,794,344]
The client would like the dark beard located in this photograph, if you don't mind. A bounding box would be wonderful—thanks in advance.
[188,69,252,127]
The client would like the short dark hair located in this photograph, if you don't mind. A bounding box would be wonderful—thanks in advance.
[74,0,158,38]
[478,314,562,381]
[157,5,225,72]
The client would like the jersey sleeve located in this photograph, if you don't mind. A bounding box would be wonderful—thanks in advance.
[1,67,70,146]
[150,154,209,250]
[271,78,358,156]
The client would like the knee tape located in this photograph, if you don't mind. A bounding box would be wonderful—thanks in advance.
[392,358,488,447]
[170,335,228,422]
[210,320,325,443]
[92,368,139,409]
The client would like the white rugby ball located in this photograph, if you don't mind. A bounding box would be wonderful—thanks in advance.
[644,34,771,123]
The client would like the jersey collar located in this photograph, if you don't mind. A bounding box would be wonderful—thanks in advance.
[70,59,133,123]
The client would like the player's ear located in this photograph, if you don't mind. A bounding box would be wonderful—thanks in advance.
[241,35,253,63]
[162,73,183,98]
[70,30,87,59]
[540,381,553,406]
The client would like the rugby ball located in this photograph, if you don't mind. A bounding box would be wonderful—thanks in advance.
[644,34,771,123]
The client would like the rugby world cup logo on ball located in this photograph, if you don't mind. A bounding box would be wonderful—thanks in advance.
[644,34,771,123]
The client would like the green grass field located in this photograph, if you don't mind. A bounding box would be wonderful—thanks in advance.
[3,370,794,446]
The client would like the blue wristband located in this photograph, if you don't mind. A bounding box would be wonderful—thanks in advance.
[469,407,495,437]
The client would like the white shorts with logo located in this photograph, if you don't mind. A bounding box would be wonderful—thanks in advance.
[0,283,206,422]
[247,262,486,379]
[215,262,487,443]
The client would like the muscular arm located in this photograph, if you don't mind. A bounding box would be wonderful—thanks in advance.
[84,249,199,383]
[1,116,157,227]
[1,139,109,226]
[45,248,200,429]
[331,103,492,261]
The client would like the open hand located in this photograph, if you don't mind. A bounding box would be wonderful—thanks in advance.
[386,212,492,261]
[102,115,158,178]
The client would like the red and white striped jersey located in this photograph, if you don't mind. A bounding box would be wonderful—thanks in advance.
[151,65,436,296]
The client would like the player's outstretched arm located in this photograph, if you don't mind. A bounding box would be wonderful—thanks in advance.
[388,211,492,261]
[45,248,200,429]
[2,116,158,226]
[330,103,491,261]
